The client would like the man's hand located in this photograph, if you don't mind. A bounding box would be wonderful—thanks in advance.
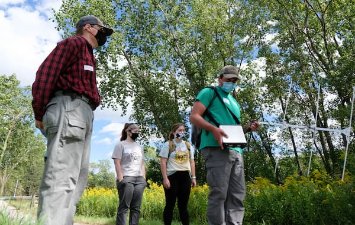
[35,120,44,129]
[211,127,228,149]
[249,120,259,131]
[245,120,259,132]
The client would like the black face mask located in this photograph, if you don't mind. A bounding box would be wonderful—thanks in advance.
[131,132,139,141]
[95,30,107,46]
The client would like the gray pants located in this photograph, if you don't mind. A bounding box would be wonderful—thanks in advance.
[202,148,246,225]
[116,176,146,225]
[37,95,94,225]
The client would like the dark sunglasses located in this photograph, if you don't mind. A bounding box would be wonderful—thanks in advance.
[90,24,105,32]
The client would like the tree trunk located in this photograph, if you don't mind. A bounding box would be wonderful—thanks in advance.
[0,168,9,196]
[259,116,281,184]
[279,97,303,176]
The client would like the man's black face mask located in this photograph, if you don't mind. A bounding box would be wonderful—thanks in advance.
[95,30,107,46]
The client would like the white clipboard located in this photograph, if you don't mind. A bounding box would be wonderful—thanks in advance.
[220,125,247,148]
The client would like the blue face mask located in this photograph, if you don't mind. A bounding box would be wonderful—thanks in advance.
[221,82,237,93]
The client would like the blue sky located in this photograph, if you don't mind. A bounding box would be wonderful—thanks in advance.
[0,0,130,163]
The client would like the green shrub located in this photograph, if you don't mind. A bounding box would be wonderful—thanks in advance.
[76,187,117,217]
[245,171,354,225]
[77,173,353,225]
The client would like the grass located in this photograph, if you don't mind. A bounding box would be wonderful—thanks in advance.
[74,215,115,224]
[7,199,37,217]
[75,216,198,225]
[0,208,39,225]
[6,199,201,225]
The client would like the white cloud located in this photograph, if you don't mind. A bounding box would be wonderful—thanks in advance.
[94,107,131,122]
[0,0,134,163]
[100,122,126,137]
[0,0,25,7]
[0,1,61,86]
[250,57,267,79]
[94,137,113,145]
[240,35,250,44]
[266,20,278,26]
[35,0,62,17]
[0,0,130,123]
[263,33,277,44]
[104,55,128,71]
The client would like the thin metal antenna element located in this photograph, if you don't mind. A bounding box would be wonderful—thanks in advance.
[259,85,353,178]
[259,121,350,135]
[342,86,355,181]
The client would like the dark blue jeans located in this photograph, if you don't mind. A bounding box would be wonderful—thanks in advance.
[163,171,191,225]
[116,176,146,225]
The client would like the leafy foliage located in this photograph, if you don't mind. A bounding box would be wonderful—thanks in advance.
[87,160,116,189]
[53,0,355,182]
[0,75,45,196]
[76,174,354,225]
[246,171,355,225]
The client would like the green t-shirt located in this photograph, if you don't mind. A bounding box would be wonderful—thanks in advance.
[196,86,242,152]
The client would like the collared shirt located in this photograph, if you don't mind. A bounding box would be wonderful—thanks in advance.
[32,35,100,121]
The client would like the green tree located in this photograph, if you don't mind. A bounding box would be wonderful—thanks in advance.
[87,159,116,188]
[54,0,268,183]
[256,0,355,177]
[0,74,45,195]
[54,0,266,138]
[53,0,354,182]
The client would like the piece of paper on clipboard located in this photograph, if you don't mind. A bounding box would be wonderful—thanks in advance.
[220,125,247,148]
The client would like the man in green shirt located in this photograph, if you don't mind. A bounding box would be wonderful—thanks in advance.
[190,65,259,225]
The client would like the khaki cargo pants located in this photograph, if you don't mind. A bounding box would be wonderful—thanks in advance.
[202,148,246,225]
[37,95,94,225]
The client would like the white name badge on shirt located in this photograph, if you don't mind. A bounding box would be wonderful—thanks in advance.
[223,97,230,105]
[84,65,94,71]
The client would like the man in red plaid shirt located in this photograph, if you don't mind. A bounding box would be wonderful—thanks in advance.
[32,15,113,225]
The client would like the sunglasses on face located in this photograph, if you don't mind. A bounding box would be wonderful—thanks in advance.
[90,24,105,32]
[224,78,240,83]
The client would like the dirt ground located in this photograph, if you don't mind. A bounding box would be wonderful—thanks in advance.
[0,200,89,225]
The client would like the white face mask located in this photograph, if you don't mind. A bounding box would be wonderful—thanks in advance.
[175,132,185,139]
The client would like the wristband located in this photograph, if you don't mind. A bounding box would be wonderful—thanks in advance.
[191,176,196,179]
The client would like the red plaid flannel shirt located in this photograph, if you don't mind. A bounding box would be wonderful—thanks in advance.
[32,35,100,121]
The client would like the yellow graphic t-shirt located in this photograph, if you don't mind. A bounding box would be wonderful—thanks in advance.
[159,140,195,176]
[174,150,189,163]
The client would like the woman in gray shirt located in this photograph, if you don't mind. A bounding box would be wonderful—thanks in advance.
[112,123,146,225]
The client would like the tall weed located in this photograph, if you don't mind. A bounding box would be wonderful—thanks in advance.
[77,172,353,225]
[245,171,354,225]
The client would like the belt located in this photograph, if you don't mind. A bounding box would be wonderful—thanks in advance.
[54,90,95,110]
